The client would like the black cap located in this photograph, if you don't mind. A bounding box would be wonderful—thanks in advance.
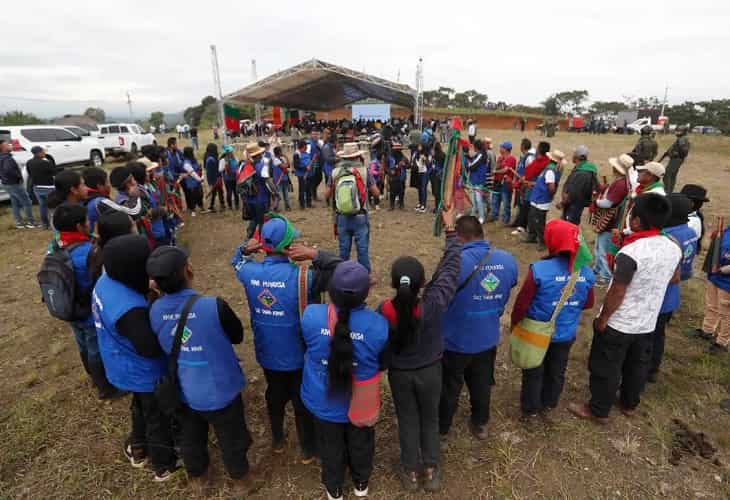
[680,184,710,202]
[146,246,189,279]
[109,166,132,190]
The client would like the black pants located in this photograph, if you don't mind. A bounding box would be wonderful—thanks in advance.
[389,180,404,209]
[245,202,266,239]
[430,172,442,209]
[562,202,584,225]
[439,348,496,434]
[310,169,322,200]
[588,325,652,418]
[129,392,176,473]
[176,394,252,479]
[208,182,224,209]
[297,176,312,208]
[514,197,530,228]
[183,185,204,211]
[521,340,573,415]
[650,312,672,376]
[316,418,374,494]
[527,206,547,244]
[224,179,239,209]
[388,361,441,471]
[263,368,316,456]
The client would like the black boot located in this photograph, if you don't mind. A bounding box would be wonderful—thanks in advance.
[79,351,91,375]
[88,361,126,400]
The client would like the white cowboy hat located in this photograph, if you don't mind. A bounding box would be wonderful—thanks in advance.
[337,142,365,159]
[608,154,634,175]
[546,150,567,165]
[245,142,265,158]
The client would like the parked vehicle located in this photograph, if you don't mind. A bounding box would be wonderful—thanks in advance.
[0,125,105,170]
[98,123,156,157]
[626,116,669,134]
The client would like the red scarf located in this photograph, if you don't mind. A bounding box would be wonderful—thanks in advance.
[380,299,422,327]
[58,231,90,248]
[621,228,661,247]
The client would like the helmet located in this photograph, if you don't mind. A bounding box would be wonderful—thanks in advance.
[641,125,652,135]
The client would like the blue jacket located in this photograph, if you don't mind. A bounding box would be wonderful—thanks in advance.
[709,227,730,291]
[272,156,288,185]
[467,152,488,187]
[442,241,519,353]
[150,289,245,411]
[93,274,166,392]
[246,158,270,205]
[526,257,595,343]
[294,150,311,178]
[321,143,336,177]
[234,255,311,371]
[660,224,698,313]
[166,149,185,182]
[529,163,560,205]
[308,140,321,169]
[69,241,94,326]
[205,156,220,186]
[300,304,388,423]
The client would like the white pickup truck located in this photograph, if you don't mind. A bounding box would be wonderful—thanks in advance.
[98,123,156,157]
[626,117,670,134]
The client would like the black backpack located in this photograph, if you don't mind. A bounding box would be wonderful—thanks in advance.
[37,242,91,322]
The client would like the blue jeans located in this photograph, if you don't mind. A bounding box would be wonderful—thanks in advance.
[470,189,485,221]
[593,231,613,281]
[418,172,428,208]
[71,321,102,365]
[5,183,35,225]
[278,183,291,210]
[191,137,199,150]
[33,185,54,228]
[337,213,371,272]
[490,185,513,223]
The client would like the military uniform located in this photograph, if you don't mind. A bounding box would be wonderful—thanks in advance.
[630,136,658,166]
[661,134,690,193]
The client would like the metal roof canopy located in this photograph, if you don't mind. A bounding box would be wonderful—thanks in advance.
[224,59,416,112]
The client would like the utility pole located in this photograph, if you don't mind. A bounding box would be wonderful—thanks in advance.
[126,91,133,122]
[660,85,669,117]
[251,59,262,126]
[396,68,400,83]
[414,57,424,130]
[210,45,227,143]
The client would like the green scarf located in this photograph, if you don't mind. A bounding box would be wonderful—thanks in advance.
[575,161,598,175]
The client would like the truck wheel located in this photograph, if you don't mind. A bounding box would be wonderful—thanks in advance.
[89,150,103,167]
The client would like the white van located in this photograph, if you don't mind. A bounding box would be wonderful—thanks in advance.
[0,125,105,169]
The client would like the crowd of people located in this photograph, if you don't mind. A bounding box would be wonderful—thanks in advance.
[2,115,727,499]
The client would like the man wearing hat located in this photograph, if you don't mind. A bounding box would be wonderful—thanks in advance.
[26,145,56,229]
[241,142,274,239]
[680,184,709,248]
[570,194,681,423]
[220,144,239,211]
[591,154,633,285]
[525,150,564,251]
[293,140,314,209]
[232,215,342,461]
[148,245,252,482]
[557,145,598,225]
[649,194,698,381]
[327,143,381,272]
[489,141,516,224]
[617,161,666,236]
[659,125,691,193]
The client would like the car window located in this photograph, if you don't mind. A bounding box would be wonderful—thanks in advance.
[21,128,57,142]
[53,129,79,141]
[100,127,108,134]
[109,126,120,133]
[0,130,10,142]
[132,125,141,134]
[69,127,89,136]
[120,126,130,133]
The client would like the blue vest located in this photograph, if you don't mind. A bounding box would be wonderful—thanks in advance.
[150,289,245,411]
[660,224,699,313]
[442,241,519,353]
[295,150,311,177]
[223,157,237,182]
[93,274,166,392]
[529,163,560,205]
[205,156,220,185]
[167,149,185,181]
[246,158,270,205]
[709,227,730,291]
[86,196,103,234]
[527,257,595,343]
[308,140,321,168]
[70,241,94,325]
[235,256,310,371]
[468,153,488,186]
[322,144,335,176]
[183,160,202,189]
[300,304,388,423]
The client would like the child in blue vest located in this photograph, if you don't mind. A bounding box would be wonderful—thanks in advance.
[439,216,519,440]
[83,167,143,236]
[51,203,122,400]
[379,206,460,493]
[147,246,252,481]
[300,261,388,500]
[511,219,595,418]
[93,234,177,481]
[181,146,204,215]
[650,194,698,379]
[465,140,488,223]
[232,215,342,463]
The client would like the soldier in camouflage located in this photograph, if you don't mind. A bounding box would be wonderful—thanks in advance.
[660,125,691,193]
[629,125,658,166]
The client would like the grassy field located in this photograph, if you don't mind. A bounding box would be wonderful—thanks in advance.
[1,129,729,499]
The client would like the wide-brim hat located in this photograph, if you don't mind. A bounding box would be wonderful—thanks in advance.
[245,142,265,157]
[222,144,235,154]
[680,184,710,202]
[547,150,566,165]
[636,161,665,178]
[608,153,634,175]
[337,142,365,159]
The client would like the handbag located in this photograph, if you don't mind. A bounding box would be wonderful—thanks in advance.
[326,304,381,427]
[154,294,200,414]
[510,272,580,369]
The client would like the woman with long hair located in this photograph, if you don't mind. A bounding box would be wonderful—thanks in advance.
[181,146,204,215]
[379,205,459,492]
[204,142,224,212]
[300,261,389,500]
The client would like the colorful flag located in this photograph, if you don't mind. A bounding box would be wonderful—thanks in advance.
[224,104,241,132]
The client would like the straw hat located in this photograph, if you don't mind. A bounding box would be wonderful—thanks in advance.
[637,161,665,178]
[547,150,566,165]
[337,142,365,159]
[245,142,265,157]
[608,154,634,175]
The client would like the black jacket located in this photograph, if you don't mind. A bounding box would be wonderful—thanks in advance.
[26,157,57,186]
[563,169,598,206]
[0,152,23,185]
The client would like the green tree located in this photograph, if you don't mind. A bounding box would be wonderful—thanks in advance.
[83,107,106,122]
[149,111,165,128]
[0,111,45,125]
[590,101,628,114]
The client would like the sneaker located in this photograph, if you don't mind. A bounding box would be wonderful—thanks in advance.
[707,342,728,355]
[326,487,343,500]
[511,227,526,235]
[15,223,25,229]
[272,438,285,454]
[124,442,148,468]
[25,222,37,229]
[478,218,485,224]
[191,211,196,217]
[423,467,441,492]
[397,466,419,492]
[301,452,316,465]
[153,465,180,482]
[353,481,369,497]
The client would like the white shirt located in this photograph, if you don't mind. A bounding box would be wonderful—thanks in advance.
[468,124,476,136]
[688,212,702,240]
[530,169,556,211]
[606,236,681,334]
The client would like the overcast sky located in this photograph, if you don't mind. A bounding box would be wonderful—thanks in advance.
[2,0,728,118]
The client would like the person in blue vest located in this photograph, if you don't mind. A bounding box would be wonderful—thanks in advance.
[321,134,337,207]
[232,215,342,462]
[83,167,143,236]
[439,216,519,441]
[181,147,204,216]
[52,203,122,400]
[387,145,408,210]
[694,221,730,354]
[242,142,273,239]
[524,150,565,251]
[308,130,323,202]
[147,246,252,481]
[204,143,225,212]
[465,140,488,224]
[220,144,240,211]
[272,146,291,211]
[300,261,389,500]
[293,140,313,209]
[378,205,460,493]
[166,136,185,184]
[650,194,698,379]
[511,219,595,418]
[92,234,177,481]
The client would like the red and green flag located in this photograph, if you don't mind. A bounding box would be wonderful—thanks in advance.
[224,104,241,132]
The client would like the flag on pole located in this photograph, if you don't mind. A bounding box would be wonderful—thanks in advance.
[272,107,282,130]
[434,117,471,236]
[224,104,241,132]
